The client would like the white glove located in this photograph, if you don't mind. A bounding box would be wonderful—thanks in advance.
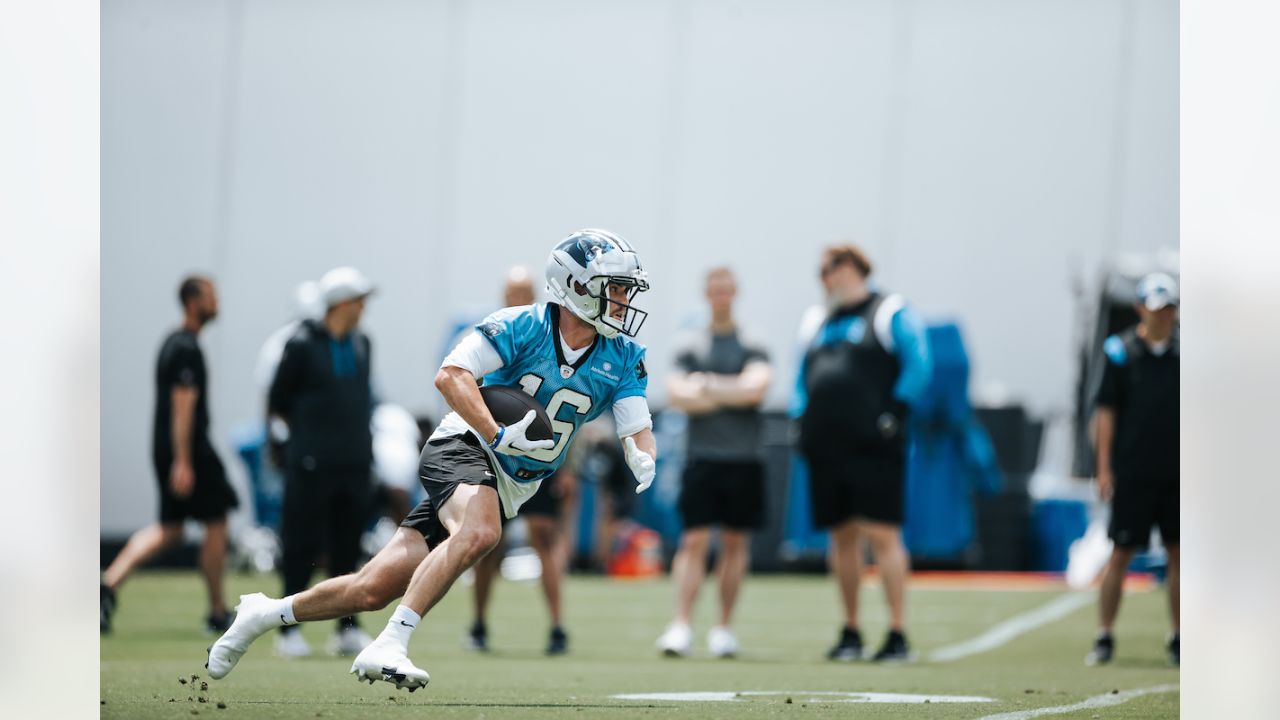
[489,410,556,456]
[623,436,656,494]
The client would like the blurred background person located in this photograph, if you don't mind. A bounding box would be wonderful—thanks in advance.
[101,275,239,634]
[268,266,377,658]
[795,244,932,662]
[467,266,581,655]
[1086,273,1180,667]
[371,402,424,526]
[254,280,324,469]
[656,267,772,658]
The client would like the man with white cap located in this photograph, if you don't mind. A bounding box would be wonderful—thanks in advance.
[267,266,378,658]
[1087,272,1180,667]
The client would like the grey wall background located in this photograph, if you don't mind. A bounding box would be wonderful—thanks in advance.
[102,0,1176,535]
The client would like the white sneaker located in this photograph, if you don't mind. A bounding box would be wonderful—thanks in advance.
[329,626,373,656]
[707,626,739,658]
[350,638,430,692]
[206,593,284,679]
[656,622,692,657]
[274,629,312,658]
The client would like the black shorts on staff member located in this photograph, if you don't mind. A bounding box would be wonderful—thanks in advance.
[679,459,766,530]
[805,450,904,528]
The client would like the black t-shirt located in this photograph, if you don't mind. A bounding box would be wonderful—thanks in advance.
[1095,327,1179,482]
[674,328,769,461]
[799,293,904,457]
[153,329,216,466]
[268,320,374,471]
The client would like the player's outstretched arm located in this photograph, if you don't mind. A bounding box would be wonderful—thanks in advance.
[622,428,657,494]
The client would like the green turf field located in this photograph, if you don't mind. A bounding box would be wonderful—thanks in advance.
[100,571,1178,718]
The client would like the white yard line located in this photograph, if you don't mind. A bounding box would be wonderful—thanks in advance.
[927,592,1094,663]
[974,684,1179,720]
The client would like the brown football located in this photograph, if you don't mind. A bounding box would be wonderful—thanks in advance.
[479,385,554,442]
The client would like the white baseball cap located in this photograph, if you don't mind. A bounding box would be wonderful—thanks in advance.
[319,266,375,308]
[1136,272,1178,310]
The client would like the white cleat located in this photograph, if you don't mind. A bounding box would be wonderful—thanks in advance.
[206,593,284,679]
[274,629,312,658]
[349,639,430,692]
[707,625,740,659]
[329,626,373,656]
[656,622,692,658]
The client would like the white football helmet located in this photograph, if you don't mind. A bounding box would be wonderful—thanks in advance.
[545,229,650,338]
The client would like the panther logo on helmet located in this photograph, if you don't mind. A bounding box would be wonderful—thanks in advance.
[564,235,616,267]
[544,229,650,338]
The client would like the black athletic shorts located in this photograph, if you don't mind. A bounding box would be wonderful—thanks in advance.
[1108,476,1179,548]
[153,450,238,523]
[678,459,766,530]
[804,449,905,528]
[401,432,498,549]
[519,473,563,519]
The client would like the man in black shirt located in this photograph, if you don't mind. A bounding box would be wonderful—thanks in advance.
[657,267,772,659]
[101,275,239,634]
[268,266,377,658]
[1087,272,1180,667]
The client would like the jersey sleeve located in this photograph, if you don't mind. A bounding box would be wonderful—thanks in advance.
[442,330,505,378]
[268,335,305,417]
[612,395,653,437]
[612,345,649,404]
[789,351,809,418]
[673,336,698,374]
[889,305,932,409]
[473,306,537,368]
[167,342,202,389]
[744,337,771,366]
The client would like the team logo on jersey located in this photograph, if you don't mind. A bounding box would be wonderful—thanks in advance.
[560,364,575,379]
[591,365,620,381]
[636,359,647,379]
[843,318,867,344]
[480,322,503,338]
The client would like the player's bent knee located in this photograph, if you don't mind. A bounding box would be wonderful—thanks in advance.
[457,525,502,562]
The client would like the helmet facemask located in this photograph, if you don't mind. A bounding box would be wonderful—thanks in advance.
[545,229,650,338]
[576,274,649,338]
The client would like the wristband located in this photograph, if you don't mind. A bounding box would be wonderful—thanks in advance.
[487,426,505,450]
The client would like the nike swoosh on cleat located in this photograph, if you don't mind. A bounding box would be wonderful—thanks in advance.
[381,667,406,682]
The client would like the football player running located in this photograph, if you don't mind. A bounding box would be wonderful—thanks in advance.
[206,230,658,691]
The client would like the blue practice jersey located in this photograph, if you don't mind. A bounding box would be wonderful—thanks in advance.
[476,303,648,485]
